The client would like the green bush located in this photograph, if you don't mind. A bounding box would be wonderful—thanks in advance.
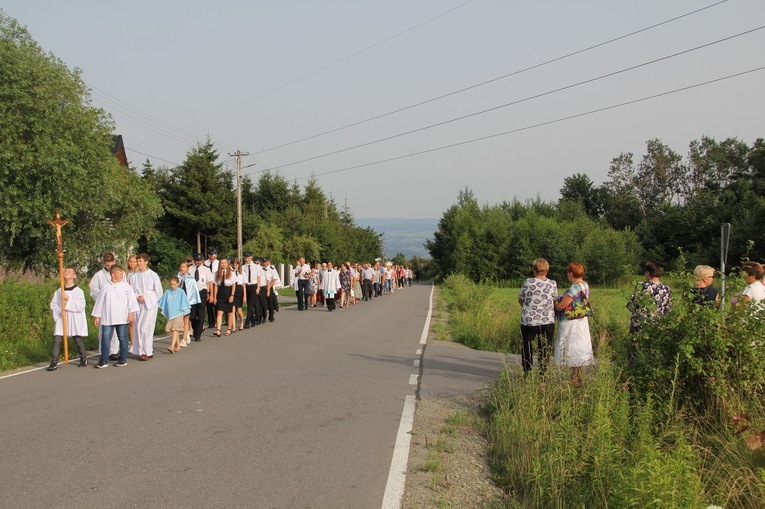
[627,272,765,417]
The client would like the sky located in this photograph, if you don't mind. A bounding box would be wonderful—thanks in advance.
[4,0,765,220]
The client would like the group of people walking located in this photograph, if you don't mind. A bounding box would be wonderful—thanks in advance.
[47,250,414,370]
[517,258,765,386]
[292,258,413,311]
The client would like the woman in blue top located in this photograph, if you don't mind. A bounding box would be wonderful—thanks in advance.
[553,262,594,387]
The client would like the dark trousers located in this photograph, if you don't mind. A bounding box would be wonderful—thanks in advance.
[190,290,207,340]
[51,335,87,363]
[266,289,277,320]
[374,282,381,297]
[245,284,258,325]
[520,323,555,374]
[255,286,268,323]
[326,296,336,311]
[363,279,373,300]
[297,279,309,310]
[206,299,216,328]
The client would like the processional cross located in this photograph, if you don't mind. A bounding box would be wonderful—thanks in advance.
[47,211,71,363]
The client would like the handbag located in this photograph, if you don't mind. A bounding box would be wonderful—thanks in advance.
[564,297,593,320]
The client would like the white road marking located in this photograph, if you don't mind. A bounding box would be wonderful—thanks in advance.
[413,359,420,367]
[381,282,434,508]
[381,395,416,509]
[416,349,422,355]
[419,283,434,345]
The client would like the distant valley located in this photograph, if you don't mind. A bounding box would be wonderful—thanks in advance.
[357,218,437,259]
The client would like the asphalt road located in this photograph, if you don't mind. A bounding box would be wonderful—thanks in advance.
[1,284,436,509]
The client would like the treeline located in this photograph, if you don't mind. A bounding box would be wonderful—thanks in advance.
[0,12,381,277]
[142,144,383,277]
[428,137,765,284]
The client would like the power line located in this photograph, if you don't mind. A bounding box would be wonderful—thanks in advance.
[243,24,764,172]
[280,65,765,181]
[249,0,728,157]
[125,148,181,167]
[135,0,475,146]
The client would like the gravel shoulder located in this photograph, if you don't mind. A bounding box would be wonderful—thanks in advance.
[401,290,507,508]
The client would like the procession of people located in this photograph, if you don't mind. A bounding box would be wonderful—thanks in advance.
[48,250,416,370]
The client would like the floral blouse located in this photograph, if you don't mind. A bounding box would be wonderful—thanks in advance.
[627,280,672,328]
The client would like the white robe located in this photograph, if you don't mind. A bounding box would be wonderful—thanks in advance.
[89,267,119,354]
[130,269,163,356]
[50,286,89,337]
[91,280,139,325]
[321,269,341,297]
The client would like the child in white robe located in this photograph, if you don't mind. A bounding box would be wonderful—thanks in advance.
[48,267,89,370]
[91,265,139,368]
[130,253,163,360]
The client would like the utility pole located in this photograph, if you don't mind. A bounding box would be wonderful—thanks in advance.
[229,150,249,262]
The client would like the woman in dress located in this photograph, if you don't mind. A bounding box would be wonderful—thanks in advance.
[213,256,237,336]
[339,263,351,308]
[309,263,321,307]
[352,263,363,305]
[517,258,557,375]
[230,258,246,331]
[553,262,594,387]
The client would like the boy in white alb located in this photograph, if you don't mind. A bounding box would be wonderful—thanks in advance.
[89,252,120,359]
[48,267,89,370]
[91,265,139,368]
[130,253,163,361]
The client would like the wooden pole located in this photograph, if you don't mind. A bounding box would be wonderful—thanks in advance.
[47,211,70,363]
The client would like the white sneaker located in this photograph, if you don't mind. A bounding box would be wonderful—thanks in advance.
[180,339,188,347]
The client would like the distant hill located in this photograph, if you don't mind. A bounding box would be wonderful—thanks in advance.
[357,218,437,259]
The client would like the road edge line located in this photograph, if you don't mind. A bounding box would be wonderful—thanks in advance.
[381,394,416,509]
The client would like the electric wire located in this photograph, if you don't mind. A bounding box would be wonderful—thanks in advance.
[249,0,729,157]
[136,0,476,146]
[125,148,182,167]
[243,24,764,172]
[278,65,765,181]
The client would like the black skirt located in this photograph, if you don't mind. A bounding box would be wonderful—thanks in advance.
[216,284,234,313]
[233,284,244,308]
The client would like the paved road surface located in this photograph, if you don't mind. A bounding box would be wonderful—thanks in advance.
[0,283,508,508]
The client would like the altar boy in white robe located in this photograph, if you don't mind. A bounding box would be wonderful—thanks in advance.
[130,253,163,361]
[321,261,341,311]
[92,265,139,368]
[89,252,120,359]
[48,267,89,370]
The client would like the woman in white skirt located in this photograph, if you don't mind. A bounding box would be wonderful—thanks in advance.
[553,262,593,387]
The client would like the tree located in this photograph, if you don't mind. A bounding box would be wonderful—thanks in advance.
[160,140,235,253]
[559,173,600,218]
[0,11,161,269]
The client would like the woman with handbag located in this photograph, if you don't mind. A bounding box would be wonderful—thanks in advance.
[553,262,594,387]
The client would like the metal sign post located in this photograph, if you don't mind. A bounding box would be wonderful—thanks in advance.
[720,223,730,311]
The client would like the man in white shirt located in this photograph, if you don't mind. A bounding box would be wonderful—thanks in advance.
[263,257,278,322]
[189,253,213,341]
[242,252,261,328]
[204,249,219,328]
[294,257,312,311]
[361,263,374,301]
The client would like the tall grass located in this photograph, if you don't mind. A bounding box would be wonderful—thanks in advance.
[441,274,765,508]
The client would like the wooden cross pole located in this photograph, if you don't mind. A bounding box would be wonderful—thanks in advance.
[47,211,70,363]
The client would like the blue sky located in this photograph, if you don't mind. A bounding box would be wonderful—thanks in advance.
[4,0,764,218]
